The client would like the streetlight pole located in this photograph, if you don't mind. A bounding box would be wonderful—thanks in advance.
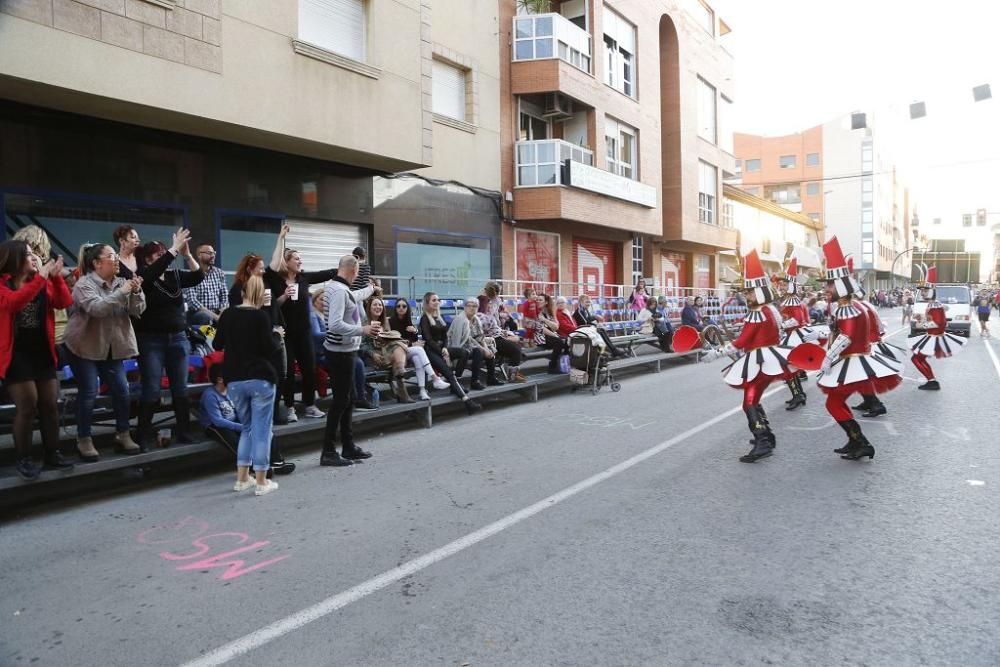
[890,246,918,291]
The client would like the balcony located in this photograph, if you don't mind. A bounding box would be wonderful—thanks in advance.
[513,139,658,233]
[513,14,591,74]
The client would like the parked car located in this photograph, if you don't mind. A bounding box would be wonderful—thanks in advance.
[910,285,972,337]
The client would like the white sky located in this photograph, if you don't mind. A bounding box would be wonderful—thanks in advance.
[717,0,1000,225]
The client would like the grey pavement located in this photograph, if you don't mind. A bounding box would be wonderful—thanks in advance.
[2,314,999,666]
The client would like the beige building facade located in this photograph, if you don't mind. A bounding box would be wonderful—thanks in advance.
[0,0,502,295]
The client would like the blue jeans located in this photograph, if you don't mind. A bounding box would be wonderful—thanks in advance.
[137,332,190,403]
[67,351,131,438]
[228,379,276,472]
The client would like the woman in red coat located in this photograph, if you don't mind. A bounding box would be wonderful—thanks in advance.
[0,240,74,480]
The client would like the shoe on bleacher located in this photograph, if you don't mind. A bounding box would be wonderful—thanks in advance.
[77,437,100,463]
[303,405,325,419]
[432,376,450,390]
[354,399,377,410]
[487,374,505,386]
[114,431,141,455]
[419,388,431,401]
[43,450,74,471]
[470,380,485,391]
[15,458,41,481]
[286,407,298,423]
[512,371,527,383]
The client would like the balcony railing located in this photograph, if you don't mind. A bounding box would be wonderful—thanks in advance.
[516,139,594,187]
[513,13,592,74]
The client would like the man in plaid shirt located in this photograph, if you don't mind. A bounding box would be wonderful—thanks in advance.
[185,243,229,325]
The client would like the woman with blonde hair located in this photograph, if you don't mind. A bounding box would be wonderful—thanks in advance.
[360,297,415,403]
[212,275,283,496]
[12,225,51,262]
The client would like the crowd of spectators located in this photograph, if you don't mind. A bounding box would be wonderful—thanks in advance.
[1,224,738,490]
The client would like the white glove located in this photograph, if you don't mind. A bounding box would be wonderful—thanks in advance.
[820,356,832,374]
[801,329,820,343]
[781,317,799,330]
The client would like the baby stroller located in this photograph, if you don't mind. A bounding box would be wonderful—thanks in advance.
[568,327,620,394]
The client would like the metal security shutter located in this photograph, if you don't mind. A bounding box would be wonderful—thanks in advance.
[572,238,620,297]
[299,0,365,62]
[432,60,466,121]
[285,218,366,279]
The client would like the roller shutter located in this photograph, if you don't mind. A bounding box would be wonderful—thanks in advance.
[572,238,620,297]
[284,218,366,278]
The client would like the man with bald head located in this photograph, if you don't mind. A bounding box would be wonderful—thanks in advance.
[321,255,379,466]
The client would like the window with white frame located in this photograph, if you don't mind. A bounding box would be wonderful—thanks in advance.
[779,155,796,169]
[605,117,638,180]
[631,234,643,285]
[697,77,717,144]
[719,95,734,153]
[692,0,714,36]
[603,7,636,98]
[698,160,717,224]
[299,0,366,62]
[432,60,467,122]
[745,158,761,172]
[963,213,973,227]
[806,182,820,196]
[806,152,820,166]
[721,198,734,228]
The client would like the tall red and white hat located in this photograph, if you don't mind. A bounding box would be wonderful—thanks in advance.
[823,236,860,297]
[743,249,774,304]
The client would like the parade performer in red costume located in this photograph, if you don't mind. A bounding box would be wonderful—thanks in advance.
[772,256,815,411]
[851,262,903,418]
[907,265,965,390]
[721,250,798,463]
[817,237,901,460]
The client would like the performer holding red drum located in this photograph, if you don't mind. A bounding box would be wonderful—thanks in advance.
[772,256,817,411]
[907,265,965,390]
[720,250,798,463]
[816,237,901,461]
[852,271,903,417]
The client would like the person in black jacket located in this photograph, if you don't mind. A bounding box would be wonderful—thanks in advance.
[134,228,203,448]
[572,293,624,357]
[213,275,283,496]
[265,224,339,423]
[419,292,481,414]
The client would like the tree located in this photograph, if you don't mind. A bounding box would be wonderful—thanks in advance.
[517,0,554,15]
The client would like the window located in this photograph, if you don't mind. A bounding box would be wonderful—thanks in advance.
[721,198,734,228]
[745,186,760,196]
[691,0,714,35]
[862,177,873,203]
[735,159,742,174]
[761,237,771,254]
[719,95,734,153]
[806,152,820,166]
[779,155,796,169]
[862,210,873,223]
[603,7,636,98]
[963,214,972,227]
[605,117,638,180]
[697,77,717,143]
[514,14,554,61]
[432,60,467,121]
[862,143,873,172]
[764,185,800,204]
[933,217,941,225]
[745,158,761,172]
[299,0,366,62]
[698,160,717,224]
[806,182,820,196]
[631,234,643,285]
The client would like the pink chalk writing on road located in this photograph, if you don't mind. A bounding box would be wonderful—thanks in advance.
[137,516,290,580]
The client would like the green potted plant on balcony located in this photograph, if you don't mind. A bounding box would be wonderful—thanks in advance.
[517,0,554,14]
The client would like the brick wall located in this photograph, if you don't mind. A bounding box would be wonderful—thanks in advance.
[2,0,222,72]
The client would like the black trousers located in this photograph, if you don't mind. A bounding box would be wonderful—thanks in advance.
[323,351,356,451]
[283,325,317,408]
[205,425,240,455]
[542,335,564,365]
[494,336,523,366]
[469,347,493,379]
[426,348,465,398]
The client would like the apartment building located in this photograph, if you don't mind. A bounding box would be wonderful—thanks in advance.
[734,112,913,291]
[0,0,501,294]
[720,184,822,282]
[500,0,737,295]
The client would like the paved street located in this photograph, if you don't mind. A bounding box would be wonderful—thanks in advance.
[2,314,1000,667]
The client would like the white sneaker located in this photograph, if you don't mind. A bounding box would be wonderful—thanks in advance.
[303,405,325,418]
[432,376,450,390]
[233,478,257,492]
[419,388,431,401]
[255,480,279,496]
[286,407,298,423]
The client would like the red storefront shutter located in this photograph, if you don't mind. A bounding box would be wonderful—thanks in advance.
[572,238,620,297]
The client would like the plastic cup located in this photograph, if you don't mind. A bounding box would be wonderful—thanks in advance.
[290,284,299,301]
[157,429,171,448]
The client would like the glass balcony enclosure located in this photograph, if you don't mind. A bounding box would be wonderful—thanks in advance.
[516,139,594,186]
[513,13,592,74]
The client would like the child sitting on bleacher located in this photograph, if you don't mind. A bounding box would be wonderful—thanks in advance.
[518,287,540,344]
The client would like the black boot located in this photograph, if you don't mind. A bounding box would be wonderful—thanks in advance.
[918,379,940,390]
[740,406,775,463]
[320,446,355,467]
[270,440,296,475]
[862,396,887,418]
[43,448,74,471]
[852,395,873,411]
[138,402,158,452]
[785,377,806,411]
[341,442,372,460]
[173,397,195,444]
[836,419,875,460]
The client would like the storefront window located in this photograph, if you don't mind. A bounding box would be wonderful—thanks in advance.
[395,228,491,299]
[217,212,284,273]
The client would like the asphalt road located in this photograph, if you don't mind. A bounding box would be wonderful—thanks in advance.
[2,311,999,667]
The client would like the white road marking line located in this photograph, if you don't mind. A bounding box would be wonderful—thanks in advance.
[180,386,785,667]
[983,335,1000,382]
[966,480,986,487]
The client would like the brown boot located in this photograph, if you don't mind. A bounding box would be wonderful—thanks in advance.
[394,375,415,403]
[77,437,99,463]
[114,431,141,455]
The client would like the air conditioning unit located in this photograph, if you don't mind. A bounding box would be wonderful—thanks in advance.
[542,93,573,119]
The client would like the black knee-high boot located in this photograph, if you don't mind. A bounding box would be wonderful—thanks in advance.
[861,394,886,418]
[785,376,806,410]
[138,402,158,452]
[740,405,775,463]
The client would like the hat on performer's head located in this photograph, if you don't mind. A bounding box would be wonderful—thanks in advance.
[916,264,937,297]
[743,249,774,304]
[822,236,859,298]
[772,256,799,293]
